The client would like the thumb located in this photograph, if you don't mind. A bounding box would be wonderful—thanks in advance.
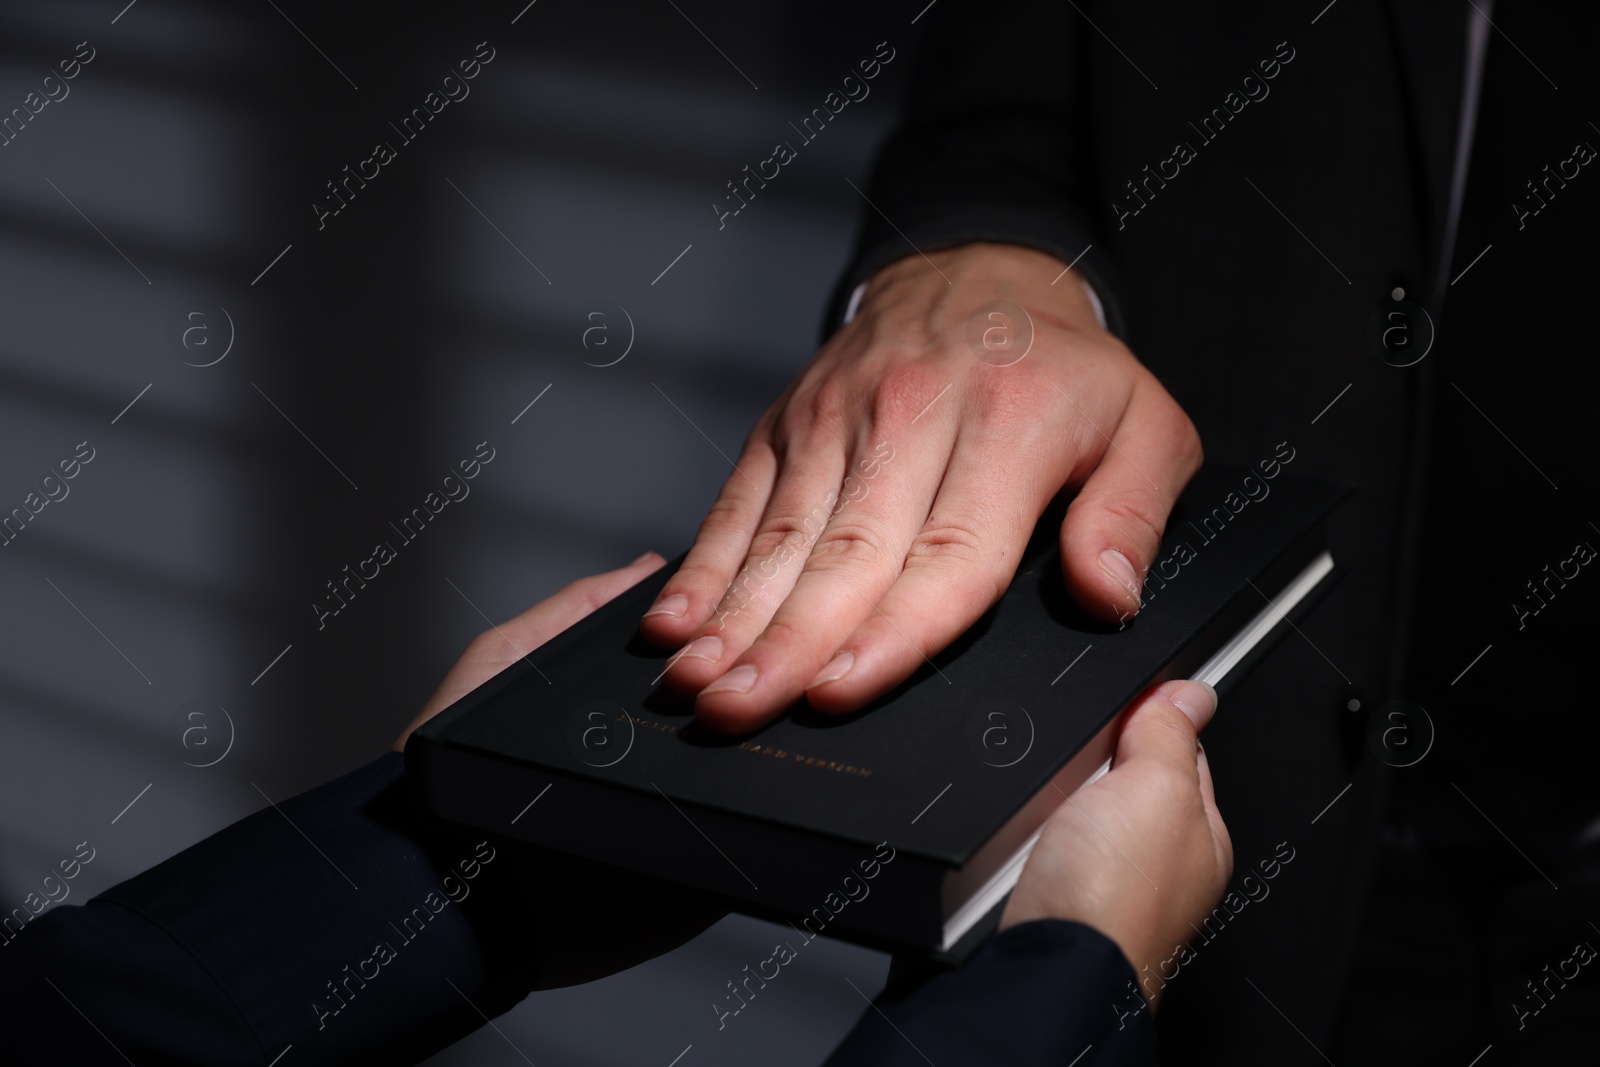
[1111,679,1217,776]
[1059,382,1201,623]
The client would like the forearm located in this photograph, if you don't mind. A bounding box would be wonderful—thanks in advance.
[1,754,541,1066]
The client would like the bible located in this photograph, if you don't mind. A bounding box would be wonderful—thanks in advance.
[408,465,1347,958]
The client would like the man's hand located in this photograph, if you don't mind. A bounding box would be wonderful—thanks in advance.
[641,242,1202,734]
[1001,679,1231,1008]
[395,551,667,750]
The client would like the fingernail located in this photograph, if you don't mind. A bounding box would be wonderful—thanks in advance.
[1168,681,1217,730]
[645,593,689,619]
[631,551,657,566]
[677,635,723,664]
[1098,548,1142,602]
[808,650,855,689]
[701,663,758,695]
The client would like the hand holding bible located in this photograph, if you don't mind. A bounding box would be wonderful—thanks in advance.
[1002,679,1232,1009]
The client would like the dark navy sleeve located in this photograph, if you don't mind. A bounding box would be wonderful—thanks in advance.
[4,752,1154,1067]
[2,753,544,1065]
[826,919,1159,1067]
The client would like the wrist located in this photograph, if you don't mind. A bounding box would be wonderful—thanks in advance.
[1000,898,1170,1008]
[992,916,1166,1014]
[857,241,1107,337]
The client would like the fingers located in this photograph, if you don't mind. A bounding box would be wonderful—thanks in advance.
[1103,678,1230,887]
[505,551,669,651]
[1059,378,1203,624]
[801,433,1040,714]
[658,430,852,697]
[639,435,778,646]
[644,249,1204,732]
[400,551,667,749]
[997,677,1228,972]
[693,407,955,731]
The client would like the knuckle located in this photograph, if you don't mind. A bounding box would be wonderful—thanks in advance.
[973,368,1052,424]
[801,381,852,438]
[755,613,809,649]
[1099,493,1168,555]
[1153,704,1197,744]
[907,518,1010,605]
[696,493,753,537]
[869,362,943,427]
[907,519,987,566]
[1143,381,1205,474]
[669,556,728,594]
[1140,701,1199,750]
[808,523,892,570]
[746,519,815,563]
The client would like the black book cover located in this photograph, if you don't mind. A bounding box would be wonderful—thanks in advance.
[408,466,1349,953]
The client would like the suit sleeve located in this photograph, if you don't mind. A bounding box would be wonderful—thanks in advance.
[825,919,1158,1066]
[1,754,542,1066]
[828,0,1123,333]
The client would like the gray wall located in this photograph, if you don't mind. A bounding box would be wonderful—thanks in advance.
[0,2,918,1061]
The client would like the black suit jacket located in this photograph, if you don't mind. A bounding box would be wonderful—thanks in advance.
[830,0,1600,1062]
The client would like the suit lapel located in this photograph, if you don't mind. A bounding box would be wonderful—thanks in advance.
[1382,0,1468,287]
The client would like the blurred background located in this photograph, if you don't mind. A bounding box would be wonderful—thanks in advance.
[0,1,923,1062]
